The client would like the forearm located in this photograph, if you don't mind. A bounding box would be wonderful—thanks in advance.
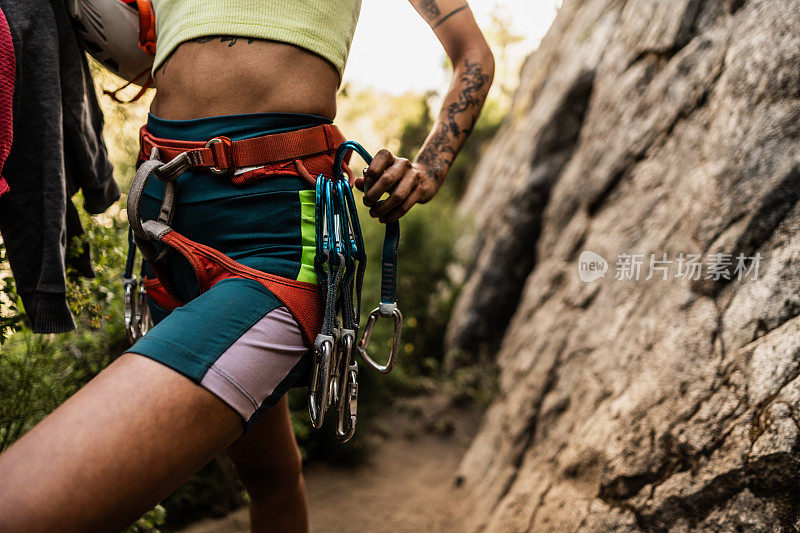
[415,51,494,188]
[360,1,494,222]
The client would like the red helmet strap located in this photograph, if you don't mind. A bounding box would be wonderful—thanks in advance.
[136,0,157,56]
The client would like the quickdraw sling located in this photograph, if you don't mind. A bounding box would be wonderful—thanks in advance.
[308,141,402,441]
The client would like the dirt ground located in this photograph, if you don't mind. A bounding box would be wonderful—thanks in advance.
[180,395,480,533]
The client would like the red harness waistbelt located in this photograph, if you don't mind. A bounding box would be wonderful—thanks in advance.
[139,123,350,183]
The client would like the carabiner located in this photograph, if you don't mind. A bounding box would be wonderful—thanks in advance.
[358,302,403,374]
[123,276,138,343]
[336,361,358,442]
[135,282,151,339]
[309,334,334,429]
[309,140,403,439]
[331,328,355,409]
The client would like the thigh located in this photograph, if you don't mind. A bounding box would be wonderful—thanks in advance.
[130,278,311,427]
[0,352,243,533]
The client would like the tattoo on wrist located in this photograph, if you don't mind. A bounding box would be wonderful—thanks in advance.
[419,0,441,21]
[433,5,469,28]
[416,59,490,184]
[416,125,451,185]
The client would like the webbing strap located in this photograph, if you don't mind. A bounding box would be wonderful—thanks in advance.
[136,0,157,56]
[124,228,137,280]
[332,142,400,308]
[139,124,346,172]
[380,222,399,305]
[103,68,153,104]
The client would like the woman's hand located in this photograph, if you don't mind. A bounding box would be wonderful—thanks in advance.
[355,149,439,223]
[355,1,494,224]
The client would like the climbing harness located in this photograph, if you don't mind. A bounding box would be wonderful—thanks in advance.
[123,126,402,441]
[124,124,347,347]
[308,141,402,441]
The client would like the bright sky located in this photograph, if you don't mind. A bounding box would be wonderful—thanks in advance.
[344,0,562,94]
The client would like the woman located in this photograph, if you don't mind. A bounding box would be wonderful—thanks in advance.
[0,0,493,530]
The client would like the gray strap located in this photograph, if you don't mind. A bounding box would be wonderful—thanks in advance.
[127,152,164,260]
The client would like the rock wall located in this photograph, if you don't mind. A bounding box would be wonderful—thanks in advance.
[449,0,800,530]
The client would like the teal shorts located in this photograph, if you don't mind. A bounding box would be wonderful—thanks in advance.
[125,112,327,427]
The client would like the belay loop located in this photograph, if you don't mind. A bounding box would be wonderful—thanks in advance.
[309,141,402,441]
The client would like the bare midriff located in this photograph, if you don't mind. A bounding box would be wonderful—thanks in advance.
[150,39,340,121]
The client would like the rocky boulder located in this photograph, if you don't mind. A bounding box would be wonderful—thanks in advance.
[449,0,800,530]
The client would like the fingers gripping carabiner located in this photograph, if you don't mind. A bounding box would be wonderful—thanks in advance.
[335,142,404,376]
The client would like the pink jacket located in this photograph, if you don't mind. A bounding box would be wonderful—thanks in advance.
[0,6,14,197]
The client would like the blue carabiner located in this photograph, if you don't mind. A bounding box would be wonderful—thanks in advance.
[338,179,366,263]
[332,141,403,374]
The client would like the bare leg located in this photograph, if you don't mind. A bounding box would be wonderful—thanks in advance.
[0,353,243,533]
[226,396,309,533]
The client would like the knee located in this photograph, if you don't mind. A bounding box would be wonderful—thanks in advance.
[234,446,304,492]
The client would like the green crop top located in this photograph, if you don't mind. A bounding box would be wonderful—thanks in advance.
[151,0,363,77]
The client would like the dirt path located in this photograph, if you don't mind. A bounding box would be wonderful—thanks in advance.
[181,396,479,533]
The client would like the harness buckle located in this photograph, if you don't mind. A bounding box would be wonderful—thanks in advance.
[358,303,403,375]
[154,152,189,182]
[205,136,234,176]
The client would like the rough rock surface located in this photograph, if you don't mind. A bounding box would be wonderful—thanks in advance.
[448,0,800,530]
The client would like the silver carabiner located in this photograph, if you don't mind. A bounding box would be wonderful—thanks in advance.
[309,334,334,429]
[358,302,403,375]
[336,362,358,442]
[331,328,354,410]
[123,276,138,344]
[135,282,151,339]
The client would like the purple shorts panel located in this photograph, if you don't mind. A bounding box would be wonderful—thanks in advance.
[200,306,307,423]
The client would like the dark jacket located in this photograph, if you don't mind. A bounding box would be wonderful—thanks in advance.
[0,0,119,333]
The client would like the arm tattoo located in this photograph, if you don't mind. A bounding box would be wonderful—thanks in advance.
[416,59,490,183]
[433,5,468,28]
[419,0,441,20]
